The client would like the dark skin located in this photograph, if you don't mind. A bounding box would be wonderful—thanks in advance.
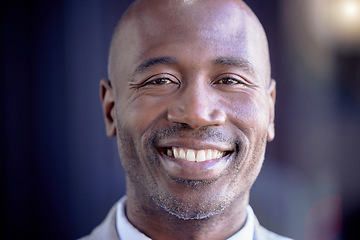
[100,0,276,239]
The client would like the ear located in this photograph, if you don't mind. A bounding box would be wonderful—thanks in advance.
[100,78,116,137]
[267,79,276,141]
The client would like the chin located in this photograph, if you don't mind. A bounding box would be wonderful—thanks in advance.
[151,192,229,220]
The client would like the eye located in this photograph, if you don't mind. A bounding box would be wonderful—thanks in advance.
[216,77,242,85]
[146,78,174,85]
[213,75,247,86]
[211,74,256,91]
[130,74,180,89]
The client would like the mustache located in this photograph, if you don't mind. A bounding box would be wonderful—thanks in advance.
[150,123,238,147]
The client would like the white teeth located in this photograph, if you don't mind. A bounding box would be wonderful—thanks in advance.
[206,150,212,160]
[167,149,173,157]
[179,149,186,159]
[166,147,227,162]
[173,148,179,158]
[187,149,196,162]
[215,150,224,159]
[197,150,206,162]
[212,150,219,159]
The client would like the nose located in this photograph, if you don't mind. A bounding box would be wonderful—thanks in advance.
[167,83,226,129]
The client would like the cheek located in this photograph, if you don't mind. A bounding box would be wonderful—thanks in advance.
[225,94,269,181]
[226,94,270,136]
[233,97,269,161]
[118,95,167,135]
[115,95,168,160]
[115,96,170,192]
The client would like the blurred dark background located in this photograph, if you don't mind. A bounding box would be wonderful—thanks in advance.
[2,0,360,239]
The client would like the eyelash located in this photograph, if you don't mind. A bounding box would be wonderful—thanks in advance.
[131,75,249,89]
[130,76,179,89]
[146,78,175,85]
[214,77,243,85]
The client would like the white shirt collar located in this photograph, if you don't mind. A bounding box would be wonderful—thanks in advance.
[116,196,254,240]
[116,196,151,240]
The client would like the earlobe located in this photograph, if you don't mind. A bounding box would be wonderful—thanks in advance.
[100,78,116,138]
[267,79,276,141]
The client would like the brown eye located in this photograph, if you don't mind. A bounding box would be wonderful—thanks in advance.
[147,78,174,85]
[130,74,181,91]
[216,77,241,85]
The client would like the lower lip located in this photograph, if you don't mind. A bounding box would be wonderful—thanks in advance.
[159,151,232,180]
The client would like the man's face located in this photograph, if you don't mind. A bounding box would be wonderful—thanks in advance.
[103,0,275,220]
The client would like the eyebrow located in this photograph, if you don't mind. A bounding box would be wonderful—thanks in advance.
[132,56,256,76]
[214,57,255,75]
[133,57,177,75]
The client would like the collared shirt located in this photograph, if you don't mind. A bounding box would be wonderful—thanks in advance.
[116,196,255,240]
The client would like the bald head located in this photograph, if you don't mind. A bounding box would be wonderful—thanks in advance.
[108,0,271,87]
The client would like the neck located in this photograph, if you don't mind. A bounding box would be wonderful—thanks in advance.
[125,189,249,240]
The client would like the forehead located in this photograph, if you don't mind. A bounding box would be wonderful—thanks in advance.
[109,0,269,83]
[134,1,246,39]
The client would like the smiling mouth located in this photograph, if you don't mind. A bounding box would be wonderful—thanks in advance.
[161,147,231,162]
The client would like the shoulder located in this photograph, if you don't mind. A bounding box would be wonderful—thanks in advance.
[78,201,120,240]
[253,218,294,240]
